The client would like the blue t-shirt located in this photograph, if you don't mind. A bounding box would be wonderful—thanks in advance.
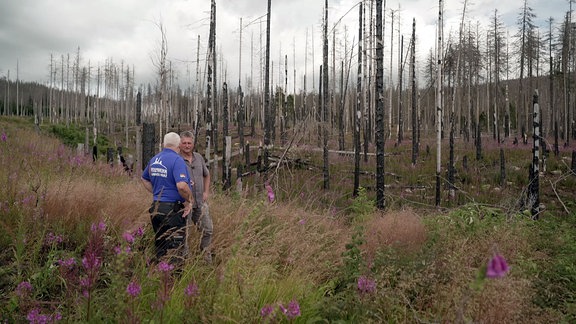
[142,148,192,202]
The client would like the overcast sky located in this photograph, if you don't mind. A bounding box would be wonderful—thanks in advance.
[0,0,569,92]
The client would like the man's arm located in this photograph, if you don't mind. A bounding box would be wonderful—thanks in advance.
[141,178,153,193]
[176,181,194,217]
[176,181,193,204]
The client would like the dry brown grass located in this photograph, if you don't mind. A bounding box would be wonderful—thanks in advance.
[362,208,427,261]
[208,193,352,283]
[43,176,149,234]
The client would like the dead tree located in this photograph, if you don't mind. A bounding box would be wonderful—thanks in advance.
[264,0,271,167]
[222,82,231,190]
[435,0,444,207]
[375,0,385,209]
[529,90,540,219]
[353,2,363,197]
[322,0,330,190]
[411,18,418,165]
[206,0,216,165]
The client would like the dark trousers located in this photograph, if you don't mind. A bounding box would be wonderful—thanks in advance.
[149,202,186,260]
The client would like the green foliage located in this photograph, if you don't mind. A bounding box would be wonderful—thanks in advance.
[348,187,375,222]
[47,124,109,156]
[2,116,576,322]
[531,213,576,321]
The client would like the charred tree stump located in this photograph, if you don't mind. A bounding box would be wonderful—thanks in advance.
[142,122,156,171]
[499,148,506,186]
[107,148,115,166]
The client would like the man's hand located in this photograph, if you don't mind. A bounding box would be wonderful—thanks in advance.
[182,202,192,218]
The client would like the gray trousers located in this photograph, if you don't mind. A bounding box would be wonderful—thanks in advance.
[188,203,213,252]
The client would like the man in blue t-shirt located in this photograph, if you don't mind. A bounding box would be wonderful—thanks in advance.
[142,132,193,262]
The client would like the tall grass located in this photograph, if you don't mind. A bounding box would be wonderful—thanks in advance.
[1,117,576,322]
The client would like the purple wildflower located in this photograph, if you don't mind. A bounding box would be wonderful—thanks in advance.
[15,281,33,297]
[27,308,62,323]
[265,183,275,203]
[126,281,141,298]
[82,253,101,271]
[357,275,376,294]
[1,132,6,142]
[114,246,122,255]
[123,232,135,244]
[280,300,301,320]
[46,232,64,245]
[298,219,306,225]
[132,227,144,237]
[57,257,76,268]
[79,277,91,288]
[260,304,274,318]
[157,261,174,273]
[486,254,509,278]
[185,282,199,297]
[90,221,106,233]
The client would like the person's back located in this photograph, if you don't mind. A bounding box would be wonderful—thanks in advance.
[141,132,193,263]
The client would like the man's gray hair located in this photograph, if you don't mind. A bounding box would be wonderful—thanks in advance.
[180,130,194,139]
[163,132,181,148]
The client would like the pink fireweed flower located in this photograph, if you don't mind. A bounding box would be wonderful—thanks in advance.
[57,257,76,268]
[46,232,64,245]
[26,308,61,323]
[91,221,106,233]
[15,281,33,297]
[357,275,376,294]
[265,183,275,203]
[126,281,141,298]
[123,232,135,244]
[260,304,274,318]
[185,282,199,297]
[157,261,174,273]
[486,254,509,278]
[132,227,144,237]
[80,277,91,288]
[280,300,301,320]
[82,252,101,271]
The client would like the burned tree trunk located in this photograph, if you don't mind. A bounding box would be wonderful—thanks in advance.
[411,18,418,165]
[375,0,385,209]
[322,0,330,190]
[529,90,540,219]
[353,2,363,197]
[435,0,444,207]
[264,0,272,167]
[205,0,216,166]
[222,82,231,190]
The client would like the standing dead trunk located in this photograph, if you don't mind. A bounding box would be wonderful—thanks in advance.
[398,35,404,144]
[322,0,330,190]
[375,0,385,209]
[206,1,216,166]
[529,90,540,219]
[435,0,444,207]
[264,0,272,167]
[222,82,231,190]
[411,18,418,165]
[353,2,363,197]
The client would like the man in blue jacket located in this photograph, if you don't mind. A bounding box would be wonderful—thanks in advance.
[141,132,193,262]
